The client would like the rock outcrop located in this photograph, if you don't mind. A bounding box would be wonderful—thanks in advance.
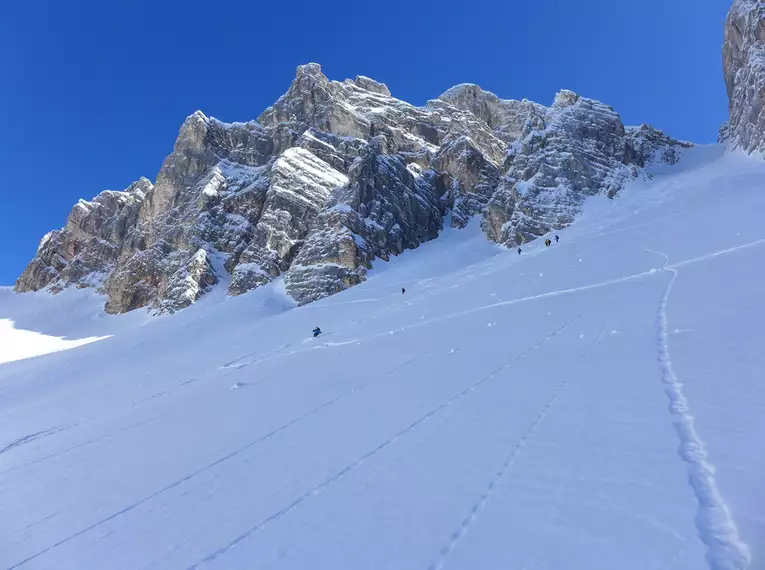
[15,178,152,296]
[284,138,444,303]
[723,0,765,154]
[16,64,687,312]
[483,91,690,245]
[434,83,547,144]
[230,148,348,296]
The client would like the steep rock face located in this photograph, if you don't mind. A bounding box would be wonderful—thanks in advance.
[435,83,547,144]
[723,0,765,154]
[626,124,689,168]
[229,148,348,295]
[16,178,152,294]
[483,91,689,245]
[148,113,274,224]
[284,138,445,304]
[16,63,687,313]
[432,136,500,228]
[102,157,271,314]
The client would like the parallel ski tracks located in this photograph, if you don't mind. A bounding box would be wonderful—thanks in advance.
[186,305,598,568]
[9,238,764,569]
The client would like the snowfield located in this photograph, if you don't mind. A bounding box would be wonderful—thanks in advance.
[1,145,763,569]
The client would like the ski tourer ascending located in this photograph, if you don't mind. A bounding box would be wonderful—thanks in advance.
[313,327,322,338]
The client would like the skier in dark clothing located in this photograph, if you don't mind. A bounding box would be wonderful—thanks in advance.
[555,235,559,243]
[401,287,406,294]
[313,327,322,338]
[517,247,522,255]
[545,239,551,247]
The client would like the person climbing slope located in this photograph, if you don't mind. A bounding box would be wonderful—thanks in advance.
[313,326,322,338]
[402,287,406,294]
[555,234,559,243]
[517,247,522,255]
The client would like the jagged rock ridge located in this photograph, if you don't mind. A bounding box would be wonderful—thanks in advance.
[15,64,688,312]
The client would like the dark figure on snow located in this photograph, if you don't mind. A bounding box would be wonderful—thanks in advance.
[517,247,522,255]
[555,235,559,243]
[545,239,551,247]
[313,327,322,338]
[402,288,406,294]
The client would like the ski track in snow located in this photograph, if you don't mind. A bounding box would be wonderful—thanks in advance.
[221,342,294,369]
[0,413,172,476]
[216,238,765,378]
[8,333,461,569]
[2,311,487,484]
[186,304,598,569]
[13,238,761,568]
[0,425,71,455]
[7,397,346,570]
[655,262,750,570]
[669,237,765,269]
[219,270,655,374]
[426,316,609,570]
[5,224,764,569]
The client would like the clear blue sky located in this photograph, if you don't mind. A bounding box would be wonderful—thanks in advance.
[0,0,731,285]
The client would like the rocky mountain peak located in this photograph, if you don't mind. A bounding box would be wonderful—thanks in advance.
[433,83,548,145]
[296,62,325,78]
[259,63,333,128]
[354,75,391,97]
[552,89,580,108]
[15,63,688,313]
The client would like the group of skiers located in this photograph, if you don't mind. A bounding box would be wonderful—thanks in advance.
[315,235,561,337]
[518,234,559,255]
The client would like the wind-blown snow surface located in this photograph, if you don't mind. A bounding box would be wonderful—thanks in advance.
[1,145,764,569]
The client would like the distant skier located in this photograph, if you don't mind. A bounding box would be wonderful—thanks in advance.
[313,327,322,338]
[401,287,406,294]
[555,234,559,243]
[545,238,551,247]
[517,247,522,255]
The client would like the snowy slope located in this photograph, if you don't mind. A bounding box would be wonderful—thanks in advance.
[1,146,763,570]
[0,287,152,365]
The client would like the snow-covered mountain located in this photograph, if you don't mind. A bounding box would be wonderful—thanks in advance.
[2,144,764,569]
[3,1,765,568]
[12,1,765,317]
[14,63,688,314]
